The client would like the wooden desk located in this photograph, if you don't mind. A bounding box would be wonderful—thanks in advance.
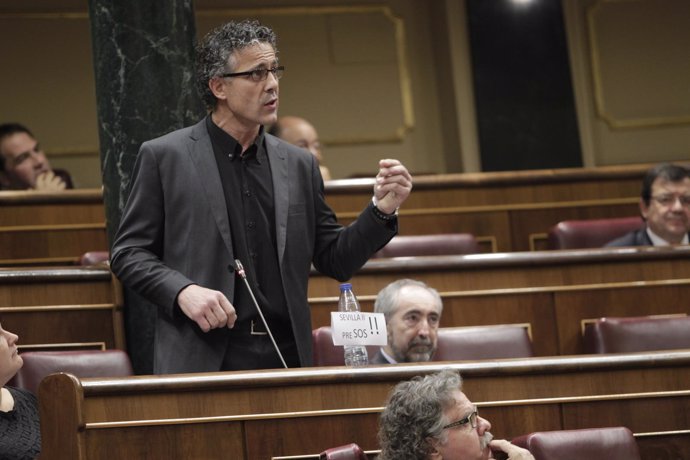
[39,351,690,459]
[0,266,124,351]
[309,246,690,297]
[325,164,653,251]
[309,247,690,356]
[0,165,654,261]
[0,189,107,266]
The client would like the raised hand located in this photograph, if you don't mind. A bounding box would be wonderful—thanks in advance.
[373,159,413,214]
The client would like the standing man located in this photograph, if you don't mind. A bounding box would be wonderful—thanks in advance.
[110,19,412,374]
[370,279,442,364]
[0,123,71,191]
[606,163,690,247]
[270,116,332,180]
[378,369,534,460]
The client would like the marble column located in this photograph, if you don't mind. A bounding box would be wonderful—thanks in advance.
[88,0,205,374]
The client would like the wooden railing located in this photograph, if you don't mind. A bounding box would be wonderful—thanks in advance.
[0,189,106,266]
[325,163,656,251]
[309,246,690,355]
[0,163,661,265]
[4,246,690,358]
[0,265,124,351]
[38,351,690,459]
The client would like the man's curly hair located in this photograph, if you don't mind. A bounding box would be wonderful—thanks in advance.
[195,19,277,109]
[378,369,462,460]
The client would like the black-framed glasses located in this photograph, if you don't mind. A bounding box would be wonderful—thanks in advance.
[442,406,478,430]
[220,66,285,82]
[651,194,690,208]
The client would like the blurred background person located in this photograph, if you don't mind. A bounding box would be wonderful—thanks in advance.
[0,320,41,459]
[270,116,332,180]
[0,123,72,191]
[606,163,690,247]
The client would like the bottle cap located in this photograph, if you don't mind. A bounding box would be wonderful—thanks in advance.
[339,283,352,291]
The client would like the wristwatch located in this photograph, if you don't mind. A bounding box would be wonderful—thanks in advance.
[371,196,399,221]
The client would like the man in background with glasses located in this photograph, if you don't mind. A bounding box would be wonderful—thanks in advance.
[378,369,534,460]
[606,163,690,247]
[111,19,412,374]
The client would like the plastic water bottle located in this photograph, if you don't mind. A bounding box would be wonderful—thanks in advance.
[338,283,369,367]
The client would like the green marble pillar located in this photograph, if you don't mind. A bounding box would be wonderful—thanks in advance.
[88,0,205,374]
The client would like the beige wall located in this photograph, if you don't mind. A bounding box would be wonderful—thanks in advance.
[1,0,688,187]
[563,0,690,166]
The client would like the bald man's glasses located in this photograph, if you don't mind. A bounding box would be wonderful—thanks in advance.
[221,66,285,82]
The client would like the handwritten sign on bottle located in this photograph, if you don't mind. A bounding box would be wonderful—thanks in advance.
[330,312,388,346]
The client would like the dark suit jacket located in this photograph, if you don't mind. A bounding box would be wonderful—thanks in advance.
[111,119,396,373]
[369,349,393,365]
[605,227,654,247]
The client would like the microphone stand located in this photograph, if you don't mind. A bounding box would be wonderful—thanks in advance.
[230,259,288,369]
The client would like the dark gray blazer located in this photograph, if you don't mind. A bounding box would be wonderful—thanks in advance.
[111,119,396,374]
[604,228,654,247]
[369,349,393,365]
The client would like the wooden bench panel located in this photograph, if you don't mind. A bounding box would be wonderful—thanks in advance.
[0,267,125,350]
[38,352,690,460]
[308,246,690,297]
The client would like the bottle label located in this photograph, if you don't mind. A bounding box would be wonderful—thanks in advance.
[330,312,388,346]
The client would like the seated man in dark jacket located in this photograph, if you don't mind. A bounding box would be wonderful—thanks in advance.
[606,163,690,247]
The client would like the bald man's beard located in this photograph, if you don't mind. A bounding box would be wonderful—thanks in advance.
[389,333,437,363]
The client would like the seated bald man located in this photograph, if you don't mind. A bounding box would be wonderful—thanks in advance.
[269,116,332,180]
[370,279,442,364]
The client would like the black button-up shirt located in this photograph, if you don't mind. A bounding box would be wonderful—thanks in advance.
[206,116,291,335]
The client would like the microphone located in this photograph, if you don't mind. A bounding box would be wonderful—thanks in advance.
[229,259,288,369]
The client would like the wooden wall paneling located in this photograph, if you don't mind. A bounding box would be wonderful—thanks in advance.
[308,247,690,298]
[634,433,690,460]
[8,306,117,349]
[312,280,690,358]
[560,396,690,458]
[438,291,558,357]
[37,353,690,459]
[0,225,108,266]
[0,190,105,226]
[0,190,107,266]
[509,201,640,251]
[477,404,563,441]
[553,282,690,355]
[324,164,650,212]
[0,267,113,306]
[336,200,639,252]
[246,414,380,460]
[0,267,125,350]
[84,423,245,459]
[310,290,559,356]
[561,395,690,433]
